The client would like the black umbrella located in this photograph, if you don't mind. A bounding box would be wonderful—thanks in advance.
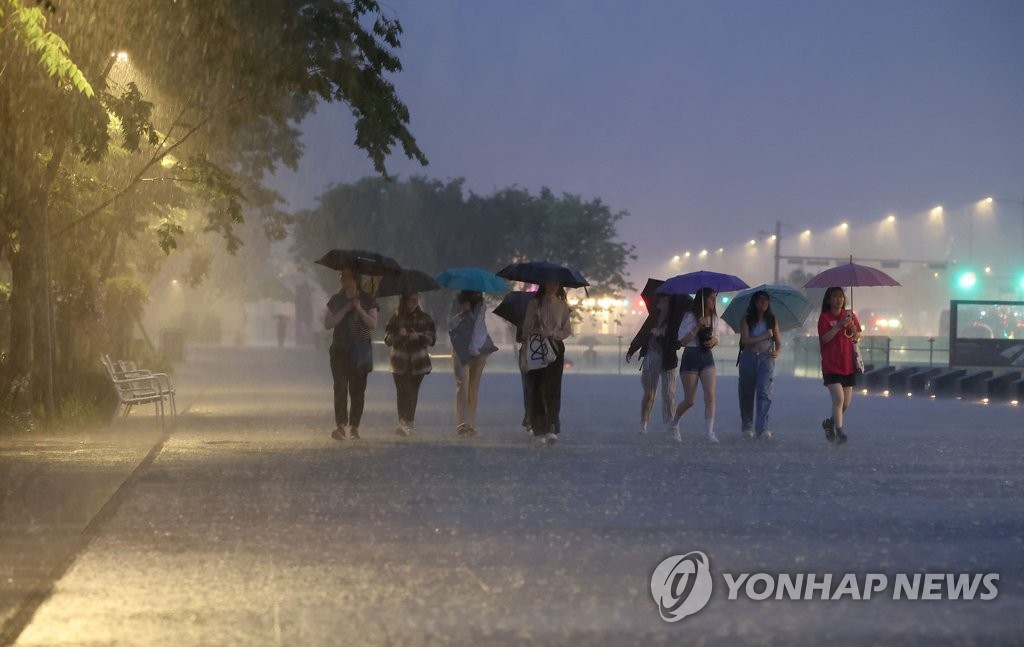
[315,249,402,276]
[492,291,535,328]
[496,261,589,288]
[375,269,442,298]
[640,278,664,311]
[640,277,693,315]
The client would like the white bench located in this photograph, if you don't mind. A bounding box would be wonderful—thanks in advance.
[101,355,176,428]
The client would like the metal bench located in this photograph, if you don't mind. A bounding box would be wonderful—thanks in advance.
[101,355,175,428]
[112,357,177,418]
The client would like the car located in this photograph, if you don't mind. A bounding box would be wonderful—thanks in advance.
[859,308,903,334]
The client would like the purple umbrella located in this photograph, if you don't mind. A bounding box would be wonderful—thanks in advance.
[803,262,901,289]
[803,260,901,307]
[655,271,749,295]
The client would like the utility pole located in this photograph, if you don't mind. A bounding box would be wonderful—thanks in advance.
[773,220,782,284]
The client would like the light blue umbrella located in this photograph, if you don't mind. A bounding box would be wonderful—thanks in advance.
[435,267,507,293]
[721,284,814,334]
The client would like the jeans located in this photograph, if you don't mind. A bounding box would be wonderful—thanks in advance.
[330,348,368,428]
[528,341,565,435]
[738,352,775,434]
[393,373,425,423]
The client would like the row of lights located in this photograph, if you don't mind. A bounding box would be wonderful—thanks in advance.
[669,198,1012,262]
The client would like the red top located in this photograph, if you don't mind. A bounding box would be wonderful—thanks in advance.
[818,309,862,375]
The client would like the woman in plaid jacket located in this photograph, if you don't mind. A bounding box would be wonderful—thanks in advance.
[384,292,437,436]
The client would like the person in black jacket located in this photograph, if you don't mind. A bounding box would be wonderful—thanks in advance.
[626,294,685,434]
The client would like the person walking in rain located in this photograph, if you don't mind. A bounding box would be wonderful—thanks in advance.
[626,294,681,434]
[668,287,720,444]
[523,282,573,444]
[738,290,782,440]
[384,291,437,436]
[818,287,861,444]
[448,290,496,436]
[325,267,379,441]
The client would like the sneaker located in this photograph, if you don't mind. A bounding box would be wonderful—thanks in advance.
[331,426,347,441]
[395,422,411,437]
[639,422,649,435]
[743,428,755,440]
[543,432,558,445]
[456,423,470,436]
[757,431,773,441]
[835,430,848,445]
[707,431,720,444]
[349,427,360,440]
[670,425,681,443]
[406,421,415,435]
[822,418,836,443]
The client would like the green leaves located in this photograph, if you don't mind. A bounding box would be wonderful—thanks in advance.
[3,0,94,97]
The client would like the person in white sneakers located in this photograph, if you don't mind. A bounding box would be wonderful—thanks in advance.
[668,288,720,444]
[523,282,573,445]
[626,294,684,435]
[384,291,437,436]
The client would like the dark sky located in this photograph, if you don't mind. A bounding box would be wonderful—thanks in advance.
[269,0,1024,285]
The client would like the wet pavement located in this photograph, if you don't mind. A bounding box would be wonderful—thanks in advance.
[1,345,1022,645]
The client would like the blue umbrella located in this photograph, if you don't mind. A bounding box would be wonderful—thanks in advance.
[435,267,507,293]
[656,270,749,295]
[721,284,814,334]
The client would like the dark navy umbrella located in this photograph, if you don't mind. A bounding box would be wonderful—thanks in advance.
[496,261,589,288]
[375,269,442,298]
[315,249,402,276]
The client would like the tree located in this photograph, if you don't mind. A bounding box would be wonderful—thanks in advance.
[0,0,426,420]
[292,176,635,298]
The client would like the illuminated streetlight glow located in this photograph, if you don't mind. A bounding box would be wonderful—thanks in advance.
[886,214,896,223]
[684,251,691,258]
[672,254,680,262]
[698,249,708,257]
[839,222,848,230]
[801,229,811,237]
[748,239,756,246]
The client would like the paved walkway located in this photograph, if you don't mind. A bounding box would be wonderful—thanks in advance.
[1,345,1022,645]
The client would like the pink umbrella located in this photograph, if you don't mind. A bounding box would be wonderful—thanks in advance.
[803,259,900,307]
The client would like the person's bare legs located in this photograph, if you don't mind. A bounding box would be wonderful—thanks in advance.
[670,372,699,441]
[699,366,718,443]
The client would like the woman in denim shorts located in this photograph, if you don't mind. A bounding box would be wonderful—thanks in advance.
[668,287,720,443]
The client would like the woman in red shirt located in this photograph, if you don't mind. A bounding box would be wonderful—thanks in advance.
[817,287,861,444]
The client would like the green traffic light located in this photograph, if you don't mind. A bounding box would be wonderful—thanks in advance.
[958,271,977,290]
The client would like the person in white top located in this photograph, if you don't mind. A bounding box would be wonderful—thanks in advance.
[668,287,720,443]
[522,282,573,444]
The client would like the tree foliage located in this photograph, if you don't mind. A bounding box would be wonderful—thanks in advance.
[0,0,426,423]
[292,176,636,298]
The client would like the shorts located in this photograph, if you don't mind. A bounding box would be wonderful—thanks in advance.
[679,346,715,373]
[822,373,856,387]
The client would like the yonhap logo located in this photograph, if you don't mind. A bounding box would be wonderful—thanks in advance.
[650,551,714,622]
[650,550,1000,623]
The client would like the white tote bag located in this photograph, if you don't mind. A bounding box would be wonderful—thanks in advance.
[526,333,556,370]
